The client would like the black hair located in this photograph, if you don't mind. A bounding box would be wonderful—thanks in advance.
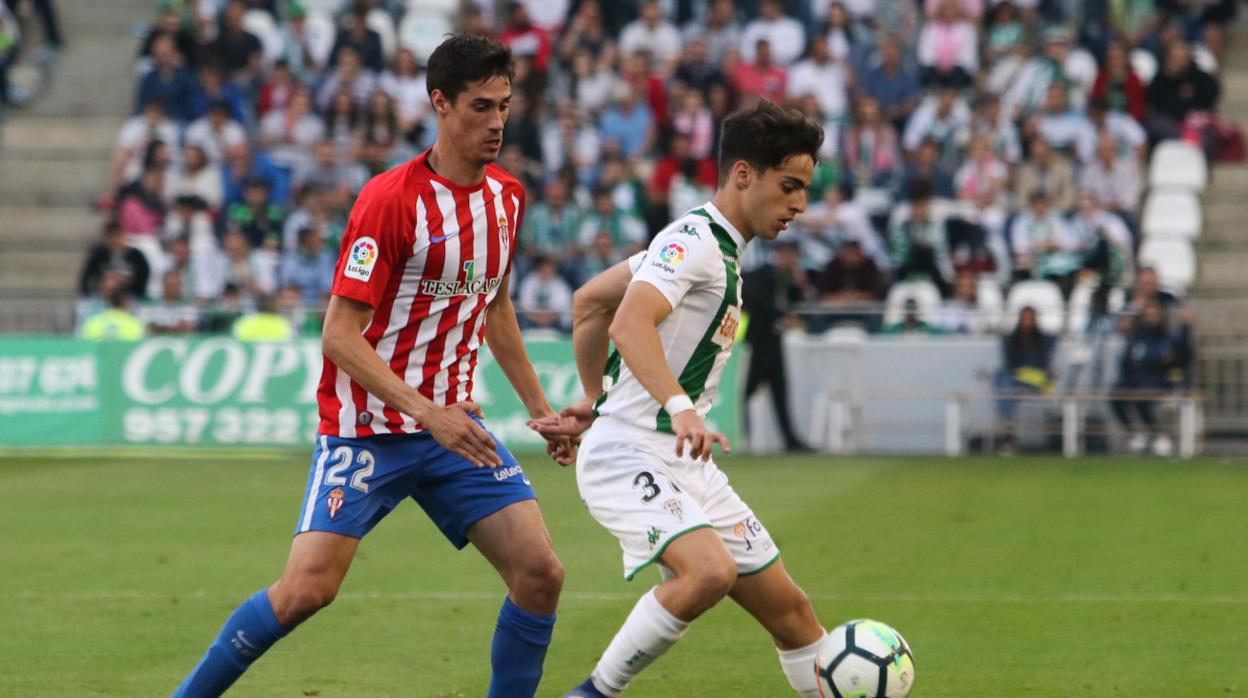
[717,100,823,178]
[425,34,514,102]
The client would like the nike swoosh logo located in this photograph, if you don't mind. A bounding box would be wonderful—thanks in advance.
[430,231,458,244]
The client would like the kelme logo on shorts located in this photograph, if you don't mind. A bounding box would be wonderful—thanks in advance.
[343,236,379,281]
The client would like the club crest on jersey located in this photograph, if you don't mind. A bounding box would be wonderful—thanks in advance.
[663,497,684,521]
[649,242,687,275]
[343,236,379,281]
[497,214,510,250]
[326,487,345,519]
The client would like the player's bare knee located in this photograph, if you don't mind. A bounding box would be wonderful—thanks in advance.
[272,576,338,623]
[510,552,564,608]
[694,558,738,601]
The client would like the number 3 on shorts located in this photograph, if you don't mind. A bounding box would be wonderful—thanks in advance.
[324,446,375,493]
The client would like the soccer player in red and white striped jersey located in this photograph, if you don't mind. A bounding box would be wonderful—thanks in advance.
[173,36,568,698]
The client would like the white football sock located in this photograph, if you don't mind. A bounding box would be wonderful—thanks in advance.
[777,633,826,697]
[590,588,691,695]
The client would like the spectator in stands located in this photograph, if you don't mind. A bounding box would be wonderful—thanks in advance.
[649,131,717,224]
[80,288,146,341]
[936,268,992,334]
[139,6,198,71]
[898,137,956,200]
[556,0,608,61]
[258,86,324,174]
[1014,136,1075,212]
[522,177,583,264]
[955,132,1009,211]
[686,0,740,64]
[276,1,321,76]
[619,0,680,67]
[516,255,574,332]
[316,45,376,111]
[1090,40,1146,121]
[116,165,168,240]
[969,93,1022,164]
[577,186,647,254]
[1009,190,1081,291]
[209,0,263,79]
[995,305,1055,454]
[294,139,366,210]
[1030,81,1095,162]
[202,283,249,333]
[576,231,622,287]
[860,35,921,133]
[1084,98,1147,163]
[329,3,383,72]
[189,62,247,124]
[1125,266,1182,310]
[981,0,1026,90]
[1112,302,1193,456]
[139,270,199,334]
[1144,40,1221,149]
[133,33,196,122]
[598,81,654,159]
[166,144,223,215]
[185,99,247,164]
[561,46,614,114]
[1069,193,1133,291]
[881,297,942,336]
[280,226,334,307]
[111,99,180,192]
[740,0,805,66]
[232,292,294,342]
[163,195,216,260]
[223,142,289,212]
[890,187,954,294]
[798,184,888,271]
[502,90,543,164]
[788,35,849,124]
[380,48,428,145]
[670,88,716,159]
[220,228,271,304]
[1079,130,1143,218]
[256,58,298,118]
[823,2,870,72]
[742,240,810,452]
[843,95,901,189]
[500,1,554,74]
[903,85,970,165]
[322,88,363,158]
[228,178,285,249]
[79,220,151,301]
[731,39,787,105]
[917,0,978,87]
[816,239,887,309]
[361,88,400,154]
[1005,26,1083,120]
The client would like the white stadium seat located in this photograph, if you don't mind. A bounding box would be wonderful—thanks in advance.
[398,11,455,63]
[1005,280,1065,335]
[976,277,1006,332]
[301,0,345,14]
[243,9,285,68]
[1131,49,1157,84]
[367,8,397,61]
[1149,139,1208,192]
[303,11,337,69]
[1141,190,1202,240]
[883,281,942,326]
[1193,44,1219,74]
[1139,239,1197,292]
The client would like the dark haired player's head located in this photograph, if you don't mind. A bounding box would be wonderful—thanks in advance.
[715,100,824,241]
[425,34,515,169]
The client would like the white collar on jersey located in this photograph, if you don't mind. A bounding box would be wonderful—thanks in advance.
[702,201,747,251]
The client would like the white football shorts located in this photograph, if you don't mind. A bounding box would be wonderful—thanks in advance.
[576,416,780,580]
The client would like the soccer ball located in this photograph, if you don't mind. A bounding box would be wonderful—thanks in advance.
[815,619,915,698]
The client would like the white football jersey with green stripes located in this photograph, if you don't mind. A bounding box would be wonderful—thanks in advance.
[594,202,745,434]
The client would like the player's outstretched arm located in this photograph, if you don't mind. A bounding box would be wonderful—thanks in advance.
[484,274,577,464]
[322,294,503,468]
[526,258,633,444]
[610,282,729,461]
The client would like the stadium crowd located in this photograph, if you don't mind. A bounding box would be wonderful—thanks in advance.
[74,0,1232,447]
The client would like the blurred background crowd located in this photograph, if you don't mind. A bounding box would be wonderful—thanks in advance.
[65,0,1239,450]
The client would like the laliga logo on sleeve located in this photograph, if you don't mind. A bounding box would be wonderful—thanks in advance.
[650,241,687,274]
[343,236,379,281]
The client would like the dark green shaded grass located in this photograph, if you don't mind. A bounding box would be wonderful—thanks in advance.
[1,452,1245,696]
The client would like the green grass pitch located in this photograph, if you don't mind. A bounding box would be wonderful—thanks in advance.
[1,451,1246,696]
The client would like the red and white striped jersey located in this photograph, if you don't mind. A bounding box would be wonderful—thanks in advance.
[316,152,524,437]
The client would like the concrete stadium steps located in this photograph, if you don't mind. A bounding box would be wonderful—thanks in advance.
[0,1,149,327]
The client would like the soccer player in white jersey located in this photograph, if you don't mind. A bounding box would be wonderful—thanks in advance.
[171,36,573,697]
[529,102,832,697]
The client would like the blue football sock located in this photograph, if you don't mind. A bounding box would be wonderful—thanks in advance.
[487,596,556,698]
[171,589,289,698]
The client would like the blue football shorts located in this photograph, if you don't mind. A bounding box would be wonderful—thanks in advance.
[294,421,535,548]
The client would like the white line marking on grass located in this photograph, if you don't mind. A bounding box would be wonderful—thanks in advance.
[9,590,1248,605]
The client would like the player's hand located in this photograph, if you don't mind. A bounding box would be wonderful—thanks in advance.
[527,396,597,439]
[671,410,730,461]
[421,402,503,468]
[545,437,579,467]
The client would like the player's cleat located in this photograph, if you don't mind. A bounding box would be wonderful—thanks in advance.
[563,677,611,698]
